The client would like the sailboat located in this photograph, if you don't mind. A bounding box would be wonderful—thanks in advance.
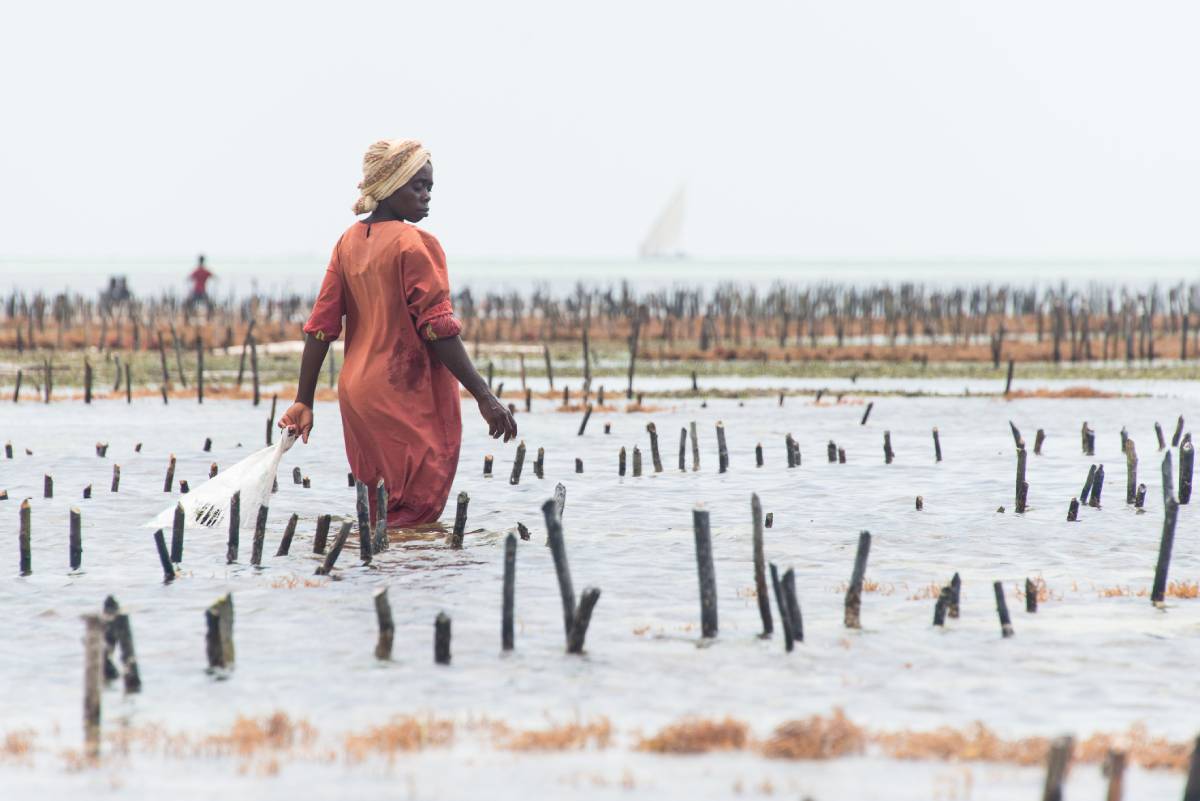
[639,186,686,260]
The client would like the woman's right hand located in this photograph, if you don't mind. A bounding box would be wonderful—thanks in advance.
[477,394,518,442]
[278,402,314,443]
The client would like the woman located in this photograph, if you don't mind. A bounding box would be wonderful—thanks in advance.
[279,138,516,527]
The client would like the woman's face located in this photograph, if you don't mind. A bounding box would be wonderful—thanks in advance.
[384,161,433,222]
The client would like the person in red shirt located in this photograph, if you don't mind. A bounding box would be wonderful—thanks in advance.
[188,254,214,310]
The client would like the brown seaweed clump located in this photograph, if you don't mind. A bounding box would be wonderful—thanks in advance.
[761,709,866,760]
[636,717,749,754]
[343,716,454,763]
[492,717,612,752]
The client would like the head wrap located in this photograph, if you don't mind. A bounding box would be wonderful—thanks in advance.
[352,139,431,215]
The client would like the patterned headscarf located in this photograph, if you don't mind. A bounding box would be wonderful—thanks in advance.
[352,139,431,215]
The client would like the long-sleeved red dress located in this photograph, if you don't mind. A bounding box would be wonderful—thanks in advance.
[303,220,463,527]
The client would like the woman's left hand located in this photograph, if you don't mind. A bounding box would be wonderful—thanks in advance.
[477,394,518,442]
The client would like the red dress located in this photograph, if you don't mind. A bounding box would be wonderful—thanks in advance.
[304,221,464,526]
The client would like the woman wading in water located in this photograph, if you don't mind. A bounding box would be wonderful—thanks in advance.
[280,138,516,528]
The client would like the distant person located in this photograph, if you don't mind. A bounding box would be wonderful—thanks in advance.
[188,254,214,310]
[101,276,131,308]
[279,138,516,529]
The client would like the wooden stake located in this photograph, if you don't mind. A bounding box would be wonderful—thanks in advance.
[781,568,803,643]
[510,441,526,485]
[543,343,554,390]
[1173,415,1185,447]
[153,529,175,582]
[1181,440,1195,504]
[1041,736,1073,801]
[312,514,331,554]
[1162,451,1175,507]
[1034,428,1045,455]
[1067,498,1080,522]
[993,580,1013,637]
[19,499,31,576]
[163,454,176,493]
[502,533,516,651]
[756,442,765,467]
[112,612,140,694]
[932,427,942,462]
[204,593,235,672]
[276,513,298,556]
[44,474,53,498]
[715,421,728,473]
[860,401,874,425]
[689,421,700,471]
[692,507,718,638]
[577,403,593,435]
[1125,439,1139,504]
[374,588,394,660]
[632,446,642,477]
[111,464,120,493]
[450,492,469,549]
[1025,578,1038,613]
[83,614,105,758]
[769,563,793,652]
[751,493,772,637]
[226,491,240,564]
[1151,498,1179,607]
[373,478,389,552]
[1103,750,1126,801]
[355,480,372,562]
[949,573,961,618]
[69,507,82,570]
[434,612,451,665]
[844,531,871,629]
[250,505,268,566]
[827,441,837,463]
[618,446,626,476]
[1015,446,1028,513]
[647,422,663,472]
[1089,464,1105,508]
[534,447,544,479]
[566,587,601,654]
[542,498,576,640]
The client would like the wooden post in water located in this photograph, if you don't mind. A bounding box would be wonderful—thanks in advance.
[44,474,53,499]
[632,446,642,477]
[1067,498,1080,521]
[434,612,451,665]
[163,454,176,493]
[373,479,389,552]
[1089,464,1105,508]
[689,421,700,471]
[19,499,31,576]
[1004,359,1015,395]
[1103,750,1126,801]
[1125,439,1138,504]
[84,359,93,404]
[948,573,961,618]
[510,441,526,485]
[860,401,874,425]
[1151,497,1179,607]
[312,514,331,554]
[153,529,175,582]
[769,563,793,652]
[69,507,82,570]
[1162,451,1175,507]
[1080,464,1097,504]
[315,521,352,575]
[647,423,663,472]
[543,343,554,391]
[373,588,394,660]
[1173,415,1185,447]
[82,614,105,758]
[844,531,871,629]
[204,593,235,672]
[355,480,372,563]
[1033,428,1045,455]
[111,464,121,493]
[883,431,894,464]
[502,533,516,651]
[124,363,131,404]
[1015,446,1028,513]
[993,580,1014,637]
[828,441,837,463]
[781,568,803,643]
[618,446,626,476]
[751,494,772,637]
[577,404,593,435]
[250,505,268,566]
[276,513,298,556]
[534,447,544,479]
[1025,578,1038,613]
[1180,440,1195,504]
[483,455,493,477]
[932,427,942,462]
[226,491,240,563]
[1041,736,1073,801]
[692,507,718,638]
[450,492,469,549]
[715,422,729,473]
[543,498,576,640]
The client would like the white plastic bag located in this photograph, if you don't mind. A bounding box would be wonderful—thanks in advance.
[145,431,297,530]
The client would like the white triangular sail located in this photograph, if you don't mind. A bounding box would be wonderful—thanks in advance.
[639,187,686,259]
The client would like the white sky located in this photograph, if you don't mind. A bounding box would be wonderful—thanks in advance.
[2,0,1199,262]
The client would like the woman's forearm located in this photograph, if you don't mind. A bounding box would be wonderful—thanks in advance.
[294,333,331,406]
[429,336,489,398]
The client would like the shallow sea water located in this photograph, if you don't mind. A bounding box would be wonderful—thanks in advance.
[0,380,1197,799]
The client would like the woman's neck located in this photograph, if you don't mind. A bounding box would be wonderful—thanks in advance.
[361,210,403,224]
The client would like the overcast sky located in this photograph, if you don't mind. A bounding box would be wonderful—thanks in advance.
[2,0,1198,262]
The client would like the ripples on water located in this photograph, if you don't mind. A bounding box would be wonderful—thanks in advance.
[0,382,1196,798]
